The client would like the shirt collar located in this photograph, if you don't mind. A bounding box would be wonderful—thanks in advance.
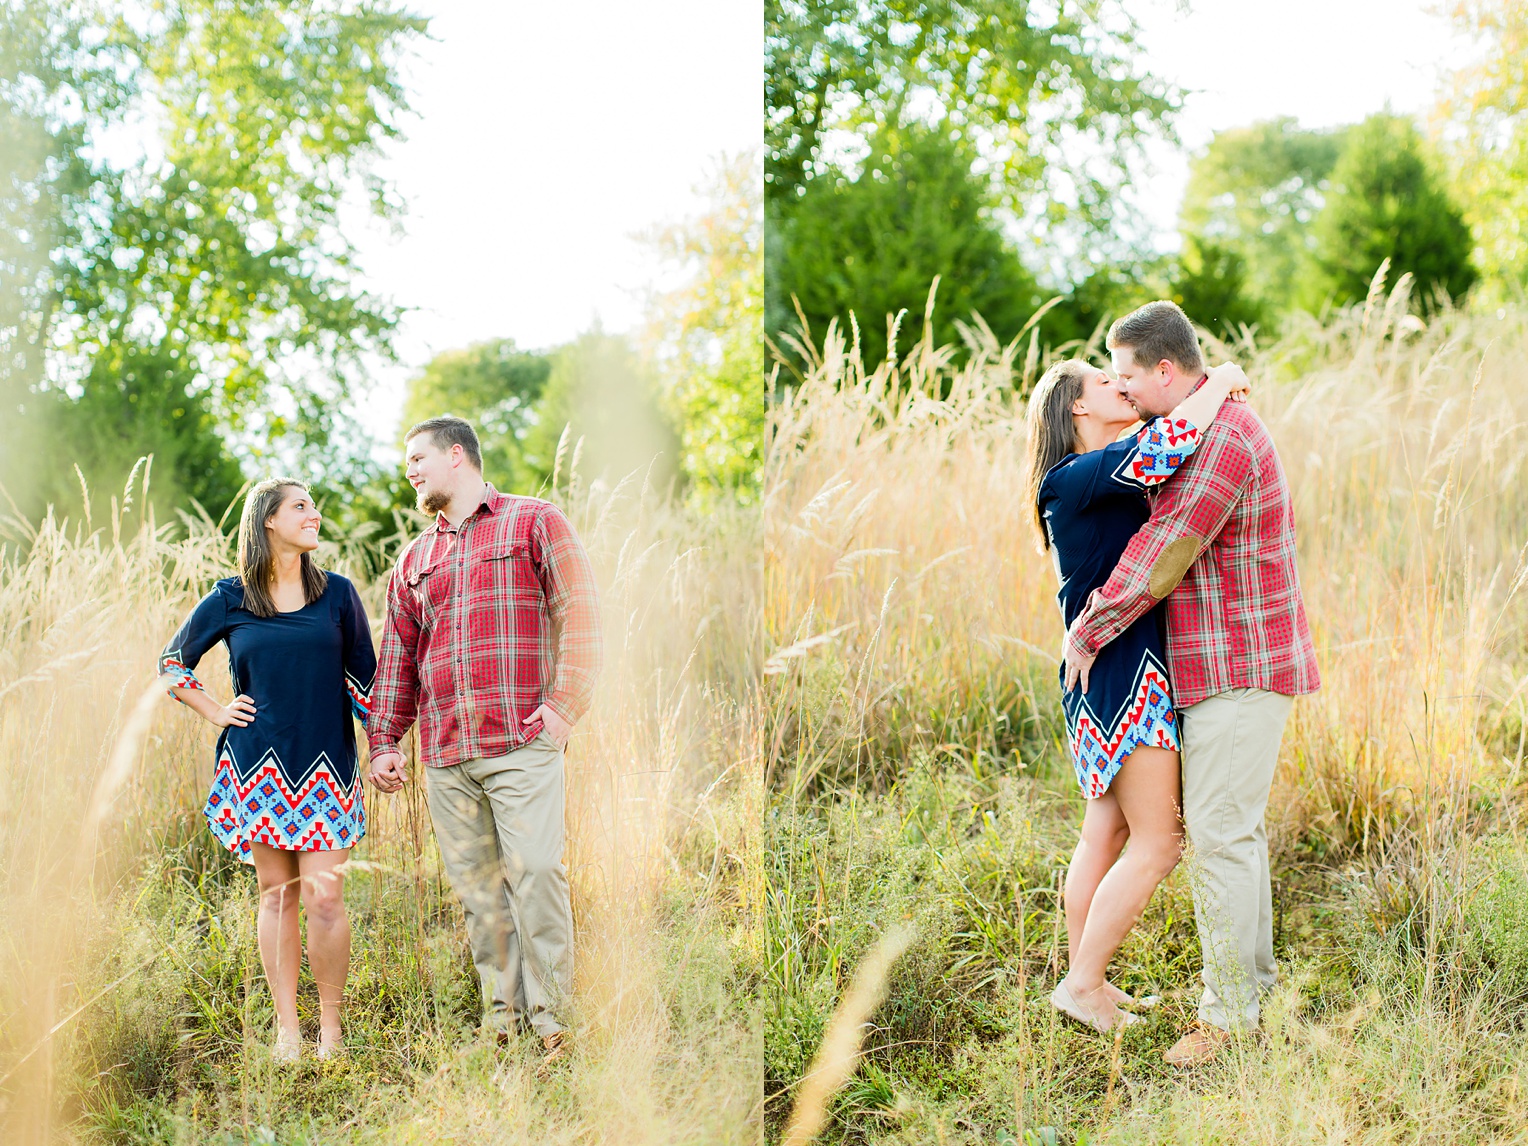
[432,482,504,533]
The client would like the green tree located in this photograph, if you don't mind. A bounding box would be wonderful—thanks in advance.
[765,0,1177,239]
[1170,237,1267,339]
[1178,118,1348,320]
[1306,114,1477,312]
[401,339,551,495]
[773,123,1041,368]
[1,0,424,523]
[643,154,763,505]
[1436,0,1528,296]
[523,330,680,494]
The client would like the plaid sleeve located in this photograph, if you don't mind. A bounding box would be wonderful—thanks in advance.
[532,503,603,725]
[1067,420,1255,659]
[367,556,422,755]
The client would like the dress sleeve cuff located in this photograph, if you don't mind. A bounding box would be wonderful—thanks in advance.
[159,658,206,697]
[1129,417,1203,485]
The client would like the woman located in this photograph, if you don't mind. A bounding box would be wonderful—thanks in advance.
[159,478,375,1060]
[1022,359,1247,1033]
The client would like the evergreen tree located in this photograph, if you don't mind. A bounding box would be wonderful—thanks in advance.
[1306,114,1477,312]
[773,124,1041,369]
[1171,238,1267,339]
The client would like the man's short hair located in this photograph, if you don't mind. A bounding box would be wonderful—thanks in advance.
[1106,300,1204,375]
[406,415,483,471]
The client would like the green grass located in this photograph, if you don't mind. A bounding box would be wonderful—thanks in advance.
[767,751,1528,1144]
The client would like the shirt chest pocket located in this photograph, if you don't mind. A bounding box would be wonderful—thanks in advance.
[405,560,452,627]
[472,540,544,603]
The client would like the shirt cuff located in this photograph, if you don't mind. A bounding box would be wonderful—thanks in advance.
[1066,623,1100,661]
[545,694,581,728]
[367,734,401,757]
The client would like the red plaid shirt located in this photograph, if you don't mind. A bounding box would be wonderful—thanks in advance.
[368,485,602,768]
[1066,400,1320,708]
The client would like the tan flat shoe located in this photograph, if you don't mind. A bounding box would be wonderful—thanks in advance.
[1163,1021,1232,1067]
[272,1030,302,1063]
[1050,980,1141,1034]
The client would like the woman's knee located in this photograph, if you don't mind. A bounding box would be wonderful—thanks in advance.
[1079,813,1129,854]
[301,873,347,926]
[259,881,299,915]
[1134,835,1183,880]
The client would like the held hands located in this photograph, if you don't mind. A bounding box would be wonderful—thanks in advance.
[368,750,408,793]
[524,704,572,749]
[214,694,257,727]
[368,704,571,796]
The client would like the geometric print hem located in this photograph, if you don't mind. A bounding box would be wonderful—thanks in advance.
[203,746,365,865]
[1068,661,1181,800]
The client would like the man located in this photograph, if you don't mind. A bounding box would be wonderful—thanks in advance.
[367,415,602,1068]
[1063,301,1320,1067]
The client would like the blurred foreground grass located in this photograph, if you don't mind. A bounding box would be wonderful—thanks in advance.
[764,280,1528,1144]
[0,467,762,1144]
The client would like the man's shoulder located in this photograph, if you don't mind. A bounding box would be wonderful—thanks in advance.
[493,492,581,537]
[1210,401,1275,451]
[392,529,439,576]
[494,490,556,516]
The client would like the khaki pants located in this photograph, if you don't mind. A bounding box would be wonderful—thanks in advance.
[1179,687,1293,1032]
[424,733,572,1037]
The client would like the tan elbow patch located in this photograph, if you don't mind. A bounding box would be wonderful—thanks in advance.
[1148,536,1202,599]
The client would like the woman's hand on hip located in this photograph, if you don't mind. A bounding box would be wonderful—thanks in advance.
[213,694,256,728]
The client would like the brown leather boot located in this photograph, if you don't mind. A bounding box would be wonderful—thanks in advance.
[1163,1021,1232,1067]
[536,1031,569,1079]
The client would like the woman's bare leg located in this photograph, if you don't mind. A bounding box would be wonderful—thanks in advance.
[1063,793,1135,1004]
[250,843,303,1050]
[298,848,350,1054]
[1064,793,1128,964]
[1063,745,1184,1015]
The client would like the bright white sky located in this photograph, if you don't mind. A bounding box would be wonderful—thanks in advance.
[345,0,761,441]
[1126,0,1476,248]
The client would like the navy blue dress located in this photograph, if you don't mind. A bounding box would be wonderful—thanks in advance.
[1038,417,1205,797]
[158,573,376,862]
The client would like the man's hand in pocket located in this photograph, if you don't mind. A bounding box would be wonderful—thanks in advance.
[523,704,572,749]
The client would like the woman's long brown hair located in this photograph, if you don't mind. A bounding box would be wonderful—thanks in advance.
[236,478,328,618]
[1021,359,1093,553]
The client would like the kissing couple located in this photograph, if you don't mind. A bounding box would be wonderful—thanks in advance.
[157,415,602,1067]
[1022,300,1320,1066]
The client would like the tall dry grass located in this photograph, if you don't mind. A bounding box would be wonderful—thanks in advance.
[0,462,761,1143]
[764,277,1528,1141]
[767,274,1528,857]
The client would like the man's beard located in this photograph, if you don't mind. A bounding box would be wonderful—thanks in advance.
[418,487,450,515]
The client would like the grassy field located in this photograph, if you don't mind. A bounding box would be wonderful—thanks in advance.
[0,468,761,1143]
[764,281,1528,1144]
